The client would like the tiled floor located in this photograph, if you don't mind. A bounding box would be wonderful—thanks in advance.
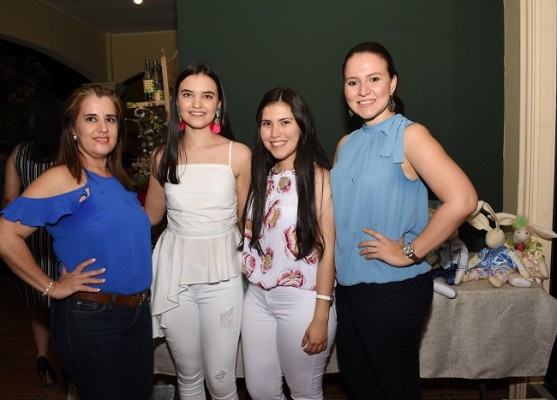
[0,267,533,399]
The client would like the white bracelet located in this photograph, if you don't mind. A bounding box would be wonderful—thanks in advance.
[42,280,54,297]
[316,294,332,302]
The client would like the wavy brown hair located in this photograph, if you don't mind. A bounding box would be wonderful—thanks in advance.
[58,85,131,189]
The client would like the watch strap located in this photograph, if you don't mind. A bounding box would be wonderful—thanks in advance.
[408,253,422,263]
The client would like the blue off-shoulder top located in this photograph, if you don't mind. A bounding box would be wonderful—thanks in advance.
[1,171,152,294]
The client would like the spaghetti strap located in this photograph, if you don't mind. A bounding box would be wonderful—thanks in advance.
[228,141,233,166]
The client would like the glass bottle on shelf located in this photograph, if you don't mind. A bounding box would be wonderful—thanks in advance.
[143,59,154,102]
[153,60,164,102]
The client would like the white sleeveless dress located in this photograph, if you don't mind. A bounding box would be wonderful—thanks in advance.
[151,142,242,337]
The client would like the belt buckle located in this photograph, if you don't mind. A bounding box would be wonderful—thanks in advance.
[129,291,147,308]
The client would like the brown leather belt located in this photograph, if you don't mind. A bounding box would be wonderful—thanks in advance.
[71,290,149,308]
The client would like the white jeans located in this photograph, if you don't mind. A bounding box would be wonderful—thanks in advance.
[241,285,337,400]
[164,276,243,400]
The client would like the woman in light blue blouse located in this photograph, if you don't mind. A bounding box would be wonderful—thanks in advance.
[0,86,153,400]
[330,42,477,398]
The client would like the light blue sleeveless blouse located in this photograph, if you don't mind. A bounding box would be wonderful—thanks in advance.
[331,114,431,285]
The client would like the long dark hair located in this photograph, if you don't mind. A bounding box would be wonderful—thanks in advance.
[343,41,405,115]
[26,93,63,163]
[155,61,234,184]
[243,88,331,260]
[58,85,131,189]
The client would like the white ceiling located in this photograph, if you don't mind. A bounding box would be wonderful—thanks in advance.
[40,0,177,34]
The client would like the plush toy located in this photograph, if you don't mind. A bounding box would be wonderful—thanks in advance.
[424,206,468,299]
[457,201,531,288]
[427,229,469,285]
[496,213,557,283]
[426,225,469,298]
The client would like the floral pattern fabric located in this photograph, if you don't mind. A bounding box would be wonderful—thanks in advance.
[242,169,318,290]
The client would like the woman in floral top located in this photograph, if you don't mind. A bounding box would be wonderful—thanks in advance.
[241,87,336,400]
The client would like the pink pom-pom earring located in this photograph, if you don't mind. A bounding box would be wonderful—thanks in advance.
[179,119,187,131]
[210,108,221,134]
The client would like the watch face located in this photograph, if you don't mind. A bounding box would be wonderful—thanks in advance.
[402,244,414,256]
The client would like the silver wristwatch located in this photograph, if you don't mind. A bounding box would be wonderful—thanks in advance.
[402,242,421,263]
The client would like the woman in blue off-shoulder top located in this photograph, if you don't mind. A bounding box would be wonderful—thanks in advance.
[0,86,153,400]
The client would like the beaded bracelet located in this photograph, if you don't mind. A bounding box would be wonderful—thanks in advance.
[42,280,54,297]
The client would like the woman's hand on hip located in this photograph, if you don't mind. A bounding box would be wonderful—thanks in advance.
[358,228,413,267]
[50,258,106,299]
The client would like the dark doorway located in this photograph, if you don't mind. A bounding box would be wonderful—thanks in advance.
[543,94,557,397]
[0,39,89,154]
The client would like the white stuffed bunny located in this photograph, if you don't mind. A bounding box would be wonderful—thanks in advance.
[456,201,531,288]
[496,213,557,283]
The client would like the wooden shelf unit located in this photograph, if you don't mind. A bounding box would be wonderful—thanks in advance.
[127,48,179,117]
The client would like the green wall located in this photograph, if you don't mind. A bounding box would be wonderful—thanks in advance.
[176,0,503,215]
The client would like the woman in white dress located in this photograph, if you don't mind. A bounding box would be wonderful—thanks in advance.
[145,61,251,400]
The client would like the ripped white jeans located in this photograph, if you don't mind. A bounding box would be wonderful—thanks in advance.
[164,276,243,400]
[241,285,337,400]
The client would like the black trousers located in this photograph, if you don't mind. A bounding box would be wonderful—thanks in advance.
[335,272,433,400]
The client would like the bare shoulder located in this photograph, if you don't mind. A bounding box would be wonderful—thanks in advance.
[7,144,21,161]
[333,134,350,164]
[403,122,446,160]
[231,141,252,162]
[336,134,350,149]
[23,165,83,198]
[231,141,251,173]
[404,122,435,142]
[150,145,164,170]
[152,145,164,162]
[314,165,331,185]
[314,166,333,213]
[315,165,331,191]
[231,141,251,179]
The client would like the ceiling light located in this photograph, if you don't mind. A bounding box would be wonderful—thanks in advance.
[133,0,143,5]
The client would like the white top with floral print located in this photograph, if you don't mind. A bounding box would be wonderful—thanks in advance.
[242,168,318,290]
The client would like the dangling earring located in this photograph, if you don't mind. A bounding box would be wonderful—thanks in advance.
[388,95,396,112]
[179,115,187,131]
[210,108,222,134]
[348,109,354,117]
[72,134,77,142]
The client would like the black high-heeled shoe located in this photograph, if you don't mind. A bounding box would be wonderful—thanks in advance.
[36,356,57,386]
